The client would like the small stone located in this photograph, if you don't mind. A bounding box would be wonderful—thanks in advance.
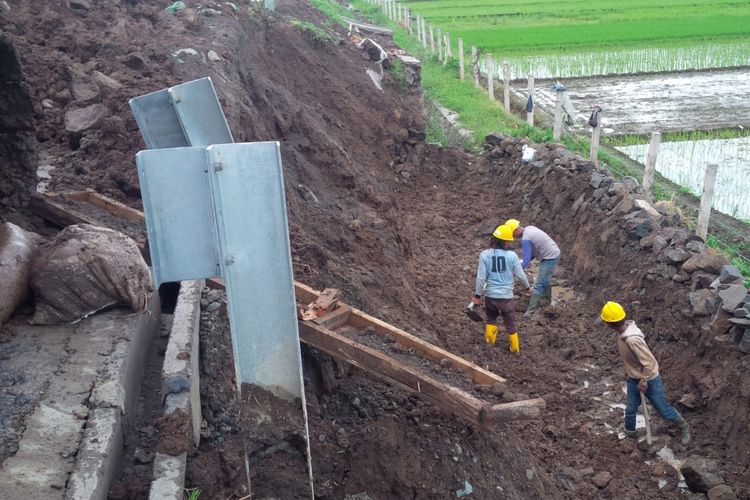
[134,448,152,464]
[710,308,734,336]
[336,428,350,449]
[734,308,749,318]
[92,70,122,90]
[526,469,534,480]
[679,393,698,409]
[439,358,451,368]
[207,50,222,62]
[691,272,718,291]
[707,484,737,500]
[591,471,612,489]
[491,382,507,396]
[663,248,690,264]
[64,103,107,134]
[318,434,326,443]
[206,302,221,312]
[730,318,750,327]
[69,0,92,10]
[686,240,707,254]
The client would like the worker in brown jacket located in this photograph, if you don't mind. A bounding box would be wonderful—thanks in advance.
[601,301,690,444]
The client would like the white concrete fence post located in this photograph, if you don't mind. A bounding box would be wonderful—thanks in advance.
[487,54,495,101]
[502,61,510,111]
[444,32,452,61]
[458,38,465,80]
[526,76,534,126]
[696,163,719,241]
[429,25,435,54]
[471,46,479,88]
[553,87,566,140]
[642,131,661,197]
[589,111,602,171]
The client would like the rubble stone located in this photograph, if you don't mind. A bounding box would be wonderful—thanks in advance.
[681,456,724,493]
[591,471,612,489]
[689,289,720,317]
[691,272,718,291]
[682,254,731,274]
[707,484,737,500]
[686,240,707,254]
[64,103,107,134]
[719,265,744,284]
[663,248,690,264]
[633,199,661,219]
[718,285,748,312]
[652,235,669,255]
[739,330,750,354]
[709,308,734,336]
[734,308,749,318]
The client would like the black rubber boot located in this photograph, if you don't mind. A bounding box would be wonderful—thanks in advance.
[524,293,543,317]
[674,415,690,445]
[623,428,638,439]
[544,285,553,305]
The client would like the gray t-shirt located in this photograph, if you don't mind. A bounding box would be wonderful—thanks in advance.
[522,226,561,262]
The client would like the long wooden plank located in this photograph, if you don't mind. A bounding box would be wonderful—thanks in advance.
[29,193,104,228]
[299,320,487,423]
[294,282,506,385]
[66,190,145,221]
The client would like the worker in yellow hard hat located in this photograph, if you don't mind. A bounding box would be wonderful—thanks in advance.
[505,219,560,317]
[601,301,690,444]
[472,225,532,353]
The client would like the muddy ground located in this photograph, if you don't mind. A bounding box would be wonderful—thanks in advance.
[1,0,749,498]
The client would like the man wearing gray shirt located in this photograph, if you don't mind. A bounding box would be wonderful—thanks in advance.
[472,224,531,353]
[505,219,561,317]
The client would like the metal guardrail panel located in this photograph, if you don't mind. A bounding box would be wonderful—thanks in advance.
[129,77,233,149]
[206,142,303,399]
[135,147,221,285]
[169,78,234,147]
[128,88,189,149]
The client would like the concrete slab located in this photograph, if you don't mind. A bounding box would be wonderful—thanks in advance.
[0,294,160,499]
[64,408,122,500]
[161,280,203,449]
[149,453,187,500]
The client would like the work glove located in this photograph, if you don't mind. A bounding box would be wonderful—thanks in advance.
[471,295,481,307]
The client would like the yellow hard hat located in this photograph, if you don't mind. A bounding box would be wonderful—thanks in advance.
[505,219,521,231]
[601,301,626,323]
[492,224,514,241]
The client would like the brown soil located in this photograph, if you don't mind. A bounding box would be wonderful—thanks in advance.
[2,0,749,499]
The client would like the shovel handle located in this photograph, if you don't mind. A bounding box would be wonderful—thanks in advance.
[640,391,653,445]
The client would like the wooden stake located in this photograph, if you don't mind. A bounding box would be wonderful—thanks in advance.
[458,38,465,80]
[642,131,661,197]
[526,76,534,126]
[502,61,510,111]
[590,117,601,171]
[553,88,565,140]
[696,163,718,240]
[486,54,495,101]
[471,46,479,88]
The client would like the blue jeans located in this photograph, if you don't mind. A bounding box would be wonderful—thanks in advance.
[533,257,559,295]
[625,376,679,432]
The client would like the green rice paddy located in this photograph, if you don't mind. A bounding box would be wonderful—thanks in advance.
[402,0,750,76]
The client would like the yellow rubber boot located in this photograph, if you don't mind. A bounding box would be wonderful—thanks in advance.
[484,324,498,345]
[508,332,520,353]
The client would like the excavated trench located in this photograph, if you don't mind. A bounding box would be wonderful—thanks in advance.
[1,0,749,498]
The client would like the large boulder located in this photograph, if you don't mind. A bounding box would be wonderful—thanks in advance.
[681,456,724,493]
[682,253,731,274]
[29,224,153,324]
[0,222,39,324]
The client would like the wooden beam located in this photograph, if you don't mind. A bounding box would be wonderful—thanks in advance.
[29,192,104,228]
[485,399,546,423]
[294,282,505,386]
[313,307,351,330]
[299,320,487,423]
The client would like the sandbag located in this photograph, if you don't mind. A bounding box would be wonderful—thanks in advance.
[0,222,37,324]
[30,224,154,325]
